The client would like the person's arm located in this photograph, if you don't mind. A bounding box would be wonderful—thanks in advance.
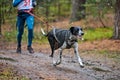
[12,0,23,7]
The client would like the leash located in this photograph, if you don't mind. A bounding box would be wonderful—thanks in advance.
[24,10,60,43]
[24,10,54,32]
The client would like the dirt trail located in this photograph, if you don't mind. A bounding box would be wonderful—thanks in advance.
[0,49,120,80]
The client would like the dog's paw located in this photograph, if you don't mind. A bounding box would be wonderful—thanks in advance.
[53,63,57,66]
[80,65,84,68]
[49,55,53,57]
[53,60,61,66]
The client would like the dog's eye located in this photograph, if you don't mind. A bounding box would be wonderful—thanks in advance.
[76,28,80,32]
[80,28,83,31]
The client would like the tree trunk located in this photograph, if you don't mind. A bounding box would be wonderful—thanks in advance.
[98,10,106,28]
[57,1,61,20]
[0,2,2,36]
[70,0,86,22]
[114,0,120,39]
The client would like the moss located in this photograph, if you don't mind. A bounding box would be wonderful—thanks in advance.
[0,57,17,62]
[92,67,110,72]
[0,63,29,80]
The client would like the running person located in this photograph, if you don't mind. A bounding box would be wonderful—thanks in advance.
[13,0,37,53]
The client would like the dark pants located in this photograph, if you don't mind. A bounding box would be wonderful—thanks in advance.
[16,11,34,47]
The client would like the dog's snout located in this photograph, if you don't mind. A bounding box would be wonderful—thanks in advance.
[81,32,84,35]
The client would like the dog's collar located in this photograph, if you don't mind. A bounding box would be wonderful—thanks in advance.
[66,34,77,48]
[66,39,77,49]
[69,34,77,41]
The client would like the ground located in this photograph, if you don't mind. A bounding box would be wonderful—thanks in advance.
[0,39,120,80]
[0,17,120,80]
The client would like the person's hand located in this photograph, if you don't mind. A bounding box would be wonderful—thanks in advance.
[13,0,23,7]
[33,1,37,7]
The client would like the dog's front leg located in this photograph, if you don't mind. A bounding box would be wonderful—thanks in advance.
[53,48,63,66]
[74,43,84,68]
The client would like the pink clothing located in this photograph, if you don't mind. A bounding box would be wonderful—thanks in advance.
[17,0,33,10]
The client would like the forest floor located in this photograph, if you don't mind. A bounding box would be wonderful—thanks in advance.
[0,39,120,80]
[0,18,120,80]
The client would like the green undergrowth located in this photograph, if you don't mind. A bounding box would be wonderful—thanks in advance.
[0,57,17,62]
[92,67,111,72]
[83,27,113,41]
[2,27,113,43]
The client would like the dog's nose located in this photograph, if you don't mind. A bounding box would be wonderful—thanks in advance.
[81,32,84,35]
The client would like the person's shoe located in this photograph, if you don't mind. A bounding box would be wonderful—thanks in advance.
[27,46,34,54]
[16,47,21,53]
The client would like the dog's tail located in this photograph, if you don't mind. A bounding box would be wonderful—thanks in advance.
[41,28,47,36]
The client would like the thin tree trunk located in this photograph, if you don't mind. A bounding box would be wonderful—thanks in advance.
[1,2,5,24]
[114,0,120,39]
[0,2,2,36]
[70,0,86,22]
[57,1,61,20]
[98,10,106,28]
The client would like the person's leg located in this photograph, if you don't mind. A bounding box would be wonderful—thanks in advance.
[16,15,25,53]
[26,15,34,53]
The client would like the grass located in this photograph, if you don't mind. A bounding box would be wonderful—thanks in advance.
[0,63,29,80]
[83,27,113,41]
[2,26,113,43]
[92,67,111,72]
[2,27,48,43]
[0,57,17,62]
[3,30,17,42]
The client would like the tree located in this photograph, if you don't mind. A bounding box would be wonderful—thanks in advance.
[0,2,1,36]
[70,0,86,22]
[114,0,120,39]
[0,1,5,36]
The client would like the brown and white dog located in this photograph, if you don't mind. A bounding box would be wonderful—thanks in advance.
[41,26,84,68]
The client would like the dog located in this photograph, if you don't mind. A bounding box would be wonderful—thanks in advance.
[41,26,84,68]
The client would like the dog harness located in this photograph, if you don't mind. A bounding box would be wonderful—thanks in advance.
[51,29,78,49]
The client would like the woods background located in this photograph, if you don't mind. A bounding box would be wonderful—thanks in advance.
[0,0,120,39]
[0,1,120,80]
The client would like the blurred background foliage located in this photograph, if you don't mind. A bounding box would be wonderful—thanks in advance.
[0,0,117,42]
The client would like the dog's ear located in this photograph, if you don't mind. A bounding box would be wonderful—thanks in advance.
[69,27,75,34]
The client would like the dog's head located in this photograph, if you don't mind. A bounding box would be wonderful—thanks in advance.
[69,26,84,39]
